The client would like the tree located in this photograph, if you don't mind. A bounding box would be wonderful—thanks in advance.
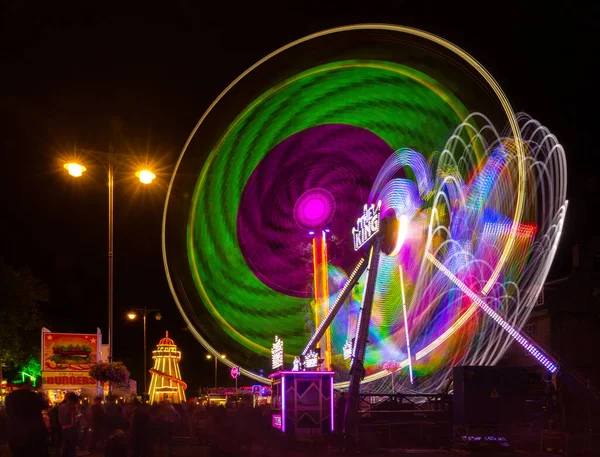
[0,260,49,368]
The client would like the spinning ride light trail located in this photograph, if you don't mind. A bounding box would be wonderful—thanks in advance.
[162,25,568,392]
[399,266,414,383]
[426,252,558,372]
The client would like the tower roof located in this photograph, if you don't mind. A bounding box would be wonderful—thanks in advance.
[158,331,175,346]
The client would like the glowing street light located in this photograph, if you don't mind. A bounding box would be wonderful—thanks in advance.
[126,306,161,398]
[207,354,225,388]
[64,163,86,177]
[136,169,156,184]
[61,148,158,367]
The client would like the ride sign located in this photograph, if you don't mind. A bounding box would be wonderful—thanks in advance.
[352,201,382,250]
[271,336,284,370]
[230,366,240,379]
[304,349,319,369]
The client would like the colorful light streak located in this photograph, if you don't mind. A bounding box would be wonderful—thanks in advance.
[399,266,414,383]
[426,252,558,372]
[303,257,366,354]
[162,25,568,390]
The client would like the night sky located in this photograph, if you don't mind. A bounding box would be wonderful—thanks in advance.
[0,3,595,392]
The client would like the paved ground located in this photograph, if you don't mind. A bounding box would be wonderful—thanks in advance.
[0,441,570,457]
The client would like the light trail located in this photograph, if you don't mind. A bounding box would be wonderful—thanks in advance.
[426,252,558,372]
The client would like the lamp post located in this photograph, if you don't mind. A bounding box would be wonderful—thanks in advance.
[63,147,156,364]
[206,354,226,389]
[127,307,161,399]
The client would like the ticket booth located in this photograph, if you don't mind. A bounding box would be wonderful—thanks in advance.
[270,370,335,436]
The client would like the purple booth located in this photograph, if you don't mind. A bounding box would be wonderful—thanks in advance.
[269,370,335,436]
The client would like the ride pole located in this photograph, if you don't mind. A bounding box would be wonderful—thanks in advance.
[107,143,114,395]
[344,234,382,436]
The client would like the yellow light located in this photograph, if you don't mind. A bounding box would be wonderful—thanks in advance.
[206,354,212,359]
[64,163,86,177]
[127,312,137,320]
[220,354,226,359]
[136,169,156,184]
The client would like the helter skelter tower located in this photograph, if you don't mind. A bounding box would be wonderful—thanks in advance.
[148,331,187,404]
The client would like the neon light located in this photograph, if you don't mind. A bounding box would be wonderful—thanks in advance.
[230,366,240,379]
[399,266,413,383]
[321,230,332,371]
[426,253,558,372]
[271,336,284,370]
[272,414,282,429]
[330,376,335,432]
[281,375,286,432]
[352,201,382,250]
[269,371,335,377]
[148,332,187,403]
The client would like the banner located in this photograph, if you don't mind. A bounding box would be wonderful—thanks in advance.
[42,331,100,372]
[41,372,97,388]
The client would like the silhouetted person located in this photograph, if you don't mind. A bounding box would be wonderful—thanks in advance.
[104,395,123,436]
[5,380,48,457]
[156,401,180,457]
[88,396,105,452]
[130,398,151,457]
[48,402,61,446]
[335,391,347,450]
[58,392,80,457]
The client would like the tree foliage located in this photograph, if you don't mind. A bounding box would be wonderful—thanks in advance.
[0,260,49,368]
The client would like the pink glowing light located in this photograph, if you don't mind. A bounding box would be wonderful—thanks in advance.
[304,198,326,220]
[293,188,336,229]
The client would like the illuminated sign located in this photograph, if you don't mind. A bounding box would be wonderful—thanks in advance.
[292,357,301,371]
[343,339,353,360]
[42,372,96,387]
[352,201,382,250]
[272,414,282,429]
[271,336,284,370]
[230,366,240,379]
[304,349,319,369]
[42,331,100,372]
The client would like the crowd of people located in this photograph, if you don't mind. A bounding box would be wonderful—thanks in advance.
[0,380,277,457]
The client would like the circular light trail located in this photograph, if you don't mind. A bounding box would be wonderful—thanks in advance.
[162,25,567,389]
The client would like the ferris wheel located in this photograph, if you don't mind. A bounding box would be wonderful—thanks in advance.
[162,25,567,393]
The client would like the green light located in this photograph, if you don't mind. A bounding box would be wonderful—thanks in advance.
[20,370,36,386]
[187,60,470,357]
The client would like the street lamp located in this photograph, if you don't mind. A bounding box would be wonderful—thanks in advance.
[64,163,86,177]
[206,354,226,389]
[62,147,157,364]
[126,306,161,399]
[135,169,156,184]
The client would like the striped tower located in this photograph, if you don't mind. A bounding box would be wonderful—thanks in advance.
[148,331,187,404]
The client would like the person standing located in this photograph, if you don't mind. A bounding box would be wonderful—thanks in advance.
[104,395,124,436]
[87,396,105,452]
[130,398,151,457]
[156,402,179,457]
[5,380,49,457]
[58,392,80,457]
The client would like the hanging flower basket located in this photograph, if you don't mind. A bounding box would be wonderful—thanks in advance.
[89,361,130,385]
